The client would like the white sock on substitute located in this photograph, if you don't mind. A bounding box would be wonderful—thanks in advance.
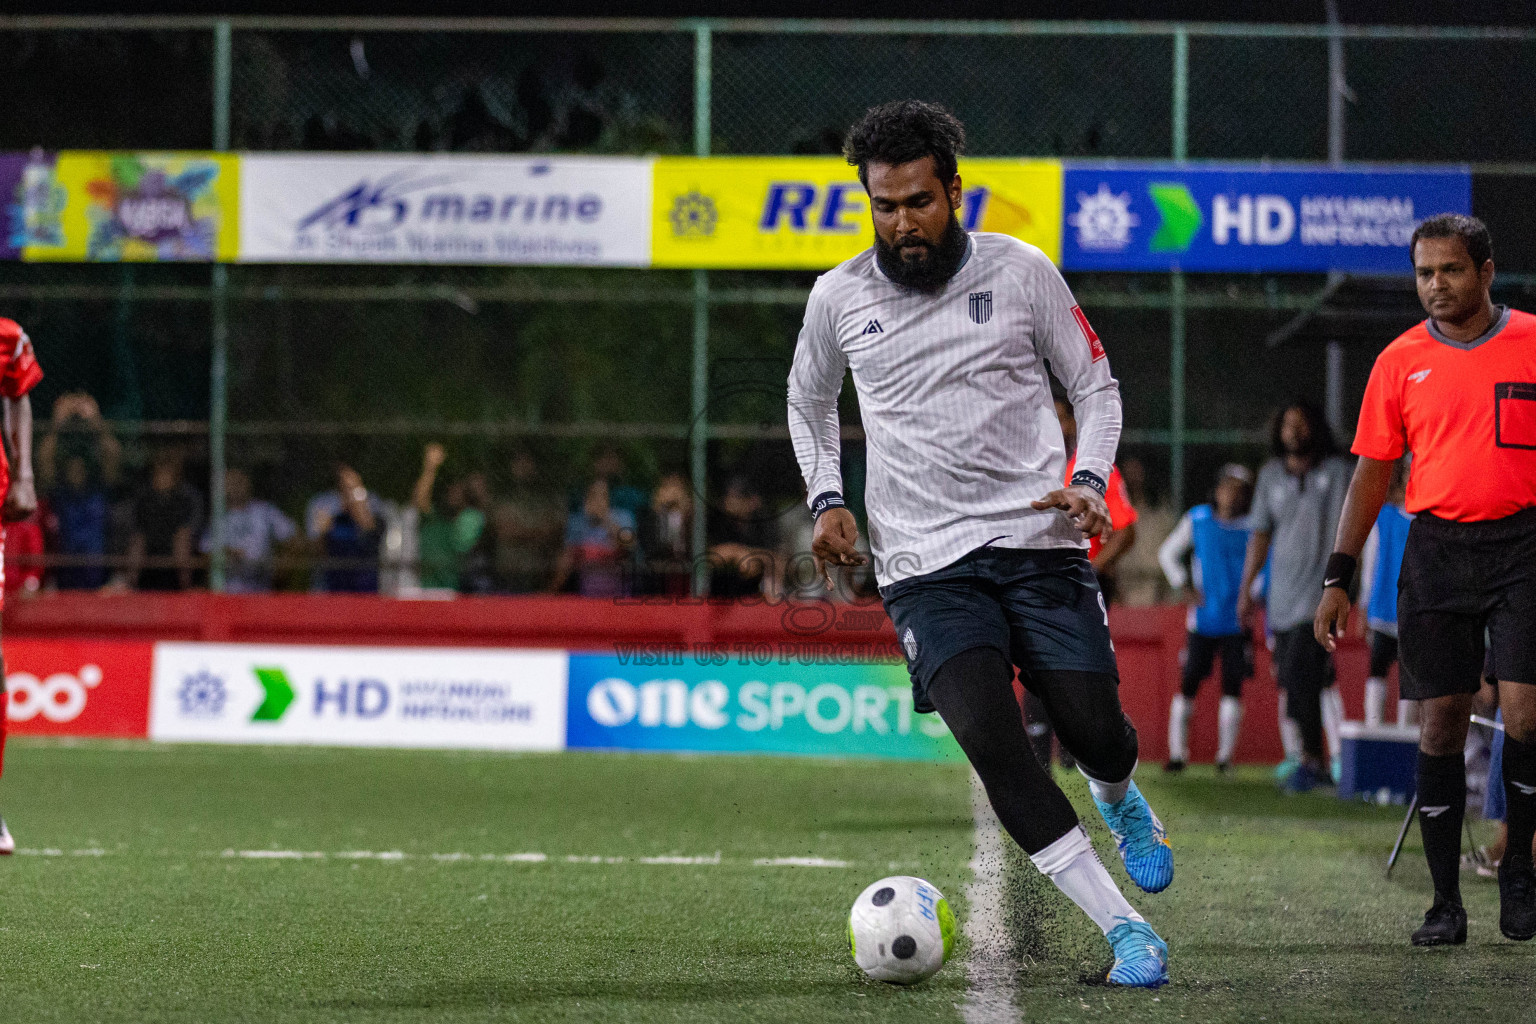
[1217,695,1244,764]
[1167,695,1192,763]
[1398,699,1419,727]
[1030,825,1145,936]
[1079,765,1132,806]
[1322,687,1344,760]
[1278,694,1303,762]
[1364,677,1387,727]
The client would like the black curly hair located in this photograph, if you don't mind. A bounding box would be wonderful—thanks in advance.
[1269,401,1339,461]
[842,100,966,189]
[1410,213,1492,269]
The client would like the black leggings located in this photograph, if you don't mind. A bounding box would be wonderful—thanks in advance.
[1181,632,1252,699]
[928,645,1139,855]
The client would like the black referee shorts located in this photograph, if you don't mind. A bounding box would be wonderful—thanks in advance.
[1398,506,1536,699]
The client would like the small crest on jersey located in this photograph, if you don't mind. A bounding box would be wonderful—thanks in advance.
[862,319,884,335]
[968,291,993,325]
[902,627,919,662]
[1072,304,1106,362]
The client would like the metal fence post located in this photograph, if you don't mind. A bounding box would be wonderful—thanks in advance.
[209,19,232,592]
[1169,26,1189,511]
[690,21,712,598]
[1324,0,1348,438]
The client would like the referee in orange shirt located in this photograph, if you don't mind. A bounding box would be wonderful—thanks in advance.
[1316,214,1536,947]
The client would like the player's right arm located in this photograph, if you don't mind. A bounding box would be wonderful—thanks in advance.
[1314,349,1405,650]
[1157,511,1194,597]
[788,278,865,588]
[1236,469,1274,628]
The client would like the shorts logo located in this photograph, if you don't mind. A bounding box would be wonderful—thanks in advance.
[862,319,884,335]
[1071,305,1106,362]
[1419,805,1451,818]
[902,627,919,662]
[968,291,992,325]
[1513,781,1536,796]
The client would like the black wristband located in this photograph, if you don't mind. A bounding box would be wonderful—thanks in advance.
[1323,552,1357,591]
[810,491,846,520]
[1070,470,1107,497]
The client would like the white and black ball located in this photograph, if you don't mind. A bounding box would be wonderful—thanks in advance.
[847,876,955,984]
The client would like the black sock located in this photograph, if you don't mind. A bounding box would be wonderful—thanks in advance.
[1504,735,1536,864]
[1417,750,1466,906]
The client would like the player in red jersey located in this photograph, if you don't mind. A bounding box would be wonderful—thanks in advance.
[0,317,44,855]
[1315,216,1536,947]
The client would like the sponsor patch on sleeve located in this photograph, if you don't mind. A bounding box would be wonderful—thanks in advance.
[1071,305,1106,362]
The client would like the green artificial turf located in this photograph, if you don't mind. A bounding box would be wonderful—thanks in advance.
[0,740,1532,1023]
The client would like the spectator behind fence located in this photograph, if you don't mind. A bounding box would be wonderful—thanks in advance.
[708,476,779,600]
[639,469,693,596]
[202,467,297,594]
[307,464,386,594]
[125,451,202,591]
[487,448,564,594]
[551,477,635,597]
[39,392,121,590]
[409,443,487,592]
[585,444,647,518]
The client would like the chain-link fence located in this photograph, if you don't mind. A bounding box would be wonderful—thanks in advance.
[3,16,1536,601]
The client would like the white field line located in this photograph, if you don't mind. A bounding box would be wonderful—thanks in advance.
[12,847,865,868]
[962,770,1017,1024]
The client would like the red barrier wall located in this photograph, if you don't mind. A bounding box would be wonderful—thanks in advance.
[2,594,1384,764]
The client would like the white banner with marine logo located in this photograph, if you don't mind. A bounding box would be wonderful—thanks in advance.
[149,643,568,750]
[238,154,652,265]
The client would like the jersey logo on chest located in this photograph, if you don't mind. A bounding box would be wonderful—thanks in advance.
[862,319,883,335]
[968,291,993,325]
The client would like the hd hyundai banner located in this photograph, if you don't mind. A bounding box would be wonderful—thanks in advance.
[237,154,652,265]
[149,643,568,750]
[1059,165,1471,273]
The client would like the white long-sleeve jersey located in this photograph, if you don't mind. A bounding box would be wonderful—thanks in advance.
[787,232,1123,587]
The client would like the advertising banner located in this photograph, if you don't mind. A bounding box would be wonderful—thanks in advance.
[1060,164,1471,273]
[149,643,568,751]
[239,154,652,266]
[651,157,1062,269]
[4,639,154,738]
[566,652,963,761]
[21,152,239,262]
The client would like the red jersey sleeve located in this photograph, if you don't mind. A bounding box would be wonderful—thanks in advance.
[1353,349,1406,461]
[0,319,43,400]
[1105,465,1139,529]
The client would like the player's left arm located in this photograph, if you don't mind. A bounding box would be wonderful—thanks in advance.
[2,392,35,522]
[1025,248,1122,539]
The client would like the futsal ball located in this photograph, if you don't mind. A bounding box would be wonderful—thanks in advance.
[847,876,955,984]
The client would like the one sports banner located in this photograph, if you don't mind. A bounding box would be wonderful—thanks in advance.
[150,643,568,751]
[566,652,964,761]
[19,152,239,262]
[651,156,1062,269]
[1060,164,1471,273]
[238,154,652,265]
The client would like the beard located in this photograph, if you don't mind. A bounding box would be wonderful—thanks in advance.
[874,214,970,293]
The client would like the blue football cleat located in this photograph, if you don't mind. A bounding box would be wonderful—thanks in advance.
[1105,919,1169,988]
[1094,780,1174,893]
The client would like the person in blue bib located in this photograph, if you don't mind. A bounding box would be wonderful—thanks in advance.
[1158,464,1257,772]
[1359,458,1415,727]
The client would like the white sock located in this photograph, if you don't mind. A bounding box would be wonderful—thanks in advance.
[1364,677,1387,727]
[1322,687,1344,760]
[1030,825,1145,936]
[1080,765,1132,806]
[1167,695,1192,763]
[1278,694,1302,762]
[1398,699,1419,727]
[1217,695,1244,764]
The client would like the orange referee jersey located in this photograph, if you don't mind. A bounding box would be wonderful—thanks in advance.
[1353,306,1536,522]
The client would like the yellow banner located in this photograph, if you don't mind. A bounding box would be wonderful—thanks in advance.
[652,157,1062,269]
[25,152,239,262]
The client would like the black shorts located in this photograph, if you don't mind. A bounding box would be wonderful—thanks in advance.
[1181,632,1253,698]
[1368,630,1400,679]
[1398,506,1536,699]
[880,546,1118,714]
[1272,623,1334,698]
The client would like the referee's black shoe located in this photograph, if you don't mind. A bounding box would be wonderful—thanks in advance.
[1499,853,1536,941]
[1410,898,1467,947]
